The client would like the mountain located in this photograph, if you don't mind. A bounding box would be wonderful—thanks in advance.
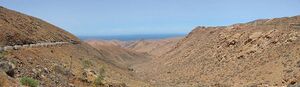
[133,16,300,86]
[85,40,151,69]
[123,37,183,56]
[0,6,79,46]
[0,6,148,87]
[2,5,300,87]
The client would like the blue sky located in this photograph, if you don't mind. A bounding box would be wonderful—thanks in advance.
[1,0,300,36]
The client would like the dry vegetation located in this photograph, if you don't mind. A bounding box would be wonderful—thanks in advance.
[133,15,300,87]
[1,5,300,87]
[0,6,148,87]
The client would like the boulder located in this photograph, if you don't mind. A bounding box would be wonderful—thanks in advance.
[0,61,15,77]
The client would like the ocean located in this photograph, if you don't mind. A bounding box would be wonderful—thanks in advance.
[79,34,186,41]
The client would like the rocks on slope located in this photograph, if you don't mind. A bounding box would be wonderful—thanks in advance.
[0,42,69,52]
[0,6,148,87]
[134,15,300,87]
[0,6,80,47]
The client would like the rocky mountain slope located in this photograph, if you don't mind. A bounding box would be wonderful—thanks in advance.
[0,6,80,47]
[2,5,300,87]
[0,6,148,87]
[123,37,182,56]
[85,40,151,69]
[133,16,300,87]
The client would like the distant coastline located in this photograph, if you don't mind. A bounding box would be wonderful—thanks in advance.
[79,34,186,41]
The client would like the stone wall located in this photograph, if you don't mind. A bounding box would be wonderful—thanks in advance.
[0,42,70,52]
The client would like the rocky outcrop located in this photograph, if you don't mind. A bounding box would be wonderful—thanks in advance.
[133,15,300,87]
[0,6,149,87]
[0,61,15,77]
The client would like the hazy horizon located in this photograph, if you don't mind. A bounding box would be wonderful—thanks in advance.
[79,33,185,41]
[1,0,300,36]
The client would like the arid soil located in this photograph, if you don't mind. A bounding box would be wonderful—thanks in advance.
[132,16,300,87]
[1,5,300,87]
[122,37,183,56]
[0,6,149,87]
[85,40,151,69]
[0,7,80,47]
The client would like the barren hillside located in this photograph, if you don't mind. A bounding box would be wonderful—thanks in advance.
[86,40,151,69]
[133,16,300,87]
[0,6,148,87]
[0,7,80,47]
[123,37,182,56]
[2,5,300,87]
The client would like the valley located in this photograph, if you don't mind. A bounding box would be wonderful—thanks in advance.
[0,5,300,87]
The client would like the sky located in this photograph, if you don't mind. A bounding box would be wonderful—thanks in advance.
[0,0,300,36]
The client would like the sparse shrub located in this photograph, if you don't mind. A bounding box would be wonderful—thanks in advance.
[0,52,4,59]
[94,74,104,86]
[94,68,105,86]
[11,60,17,65]
[0,52,9,59]
[20,77,39,87]
[82,60,93,68]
